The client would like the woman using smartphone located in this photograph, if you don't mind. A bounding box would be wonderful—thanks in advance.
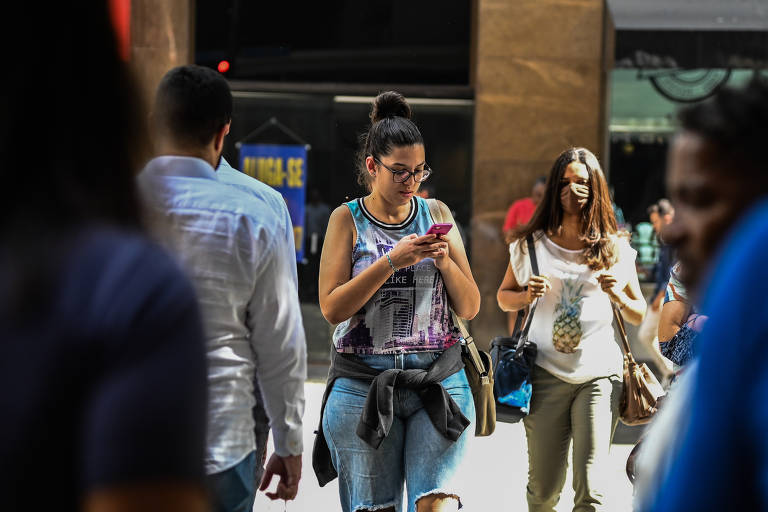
[497,147,645,511]
[313,91,480,512]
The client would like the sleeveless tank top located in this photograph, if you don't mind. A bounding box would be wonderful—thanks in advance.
[332,196,461,354]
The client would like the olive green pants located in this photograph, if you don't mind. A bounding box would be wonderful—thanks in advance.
[522,365,622,512]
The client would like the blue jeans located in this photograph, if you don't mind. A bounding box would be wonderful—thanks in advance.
[323,351,475,512]
[207,451,257,512]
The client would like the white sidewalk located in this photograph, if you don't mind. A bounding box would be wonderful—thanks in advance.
[255,381,635,511]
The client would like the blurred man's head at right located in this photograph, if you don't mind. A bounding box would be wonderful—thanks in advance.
[663,78,768,294]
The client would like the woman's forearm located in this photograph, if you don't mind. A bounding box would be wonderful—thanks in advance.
[497,288,529,312]
[616,292,646,326]
[320,256,394,324]
[440,258,480,320]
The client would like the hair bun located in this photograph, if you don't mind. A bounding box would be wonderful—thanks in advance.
[370,91,412,123]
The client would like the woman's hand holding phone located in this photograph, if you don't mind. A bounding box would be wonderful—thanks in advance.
[426,223,453,236]
[388,233,449,270]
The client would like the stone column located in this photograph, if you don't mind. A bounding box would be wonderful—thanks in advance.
[470,0,612,348]
[130,0,195,107]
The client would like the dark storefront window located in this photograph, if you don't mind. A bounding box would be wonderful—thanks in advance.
[607,68,764,280]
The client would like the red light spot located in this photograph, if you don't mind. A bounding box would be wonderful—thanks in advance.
[217,60,230,73]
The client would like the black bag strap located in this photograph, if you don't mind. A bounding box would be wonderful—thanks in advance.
[511,308,525,334]
[515,235,539,350]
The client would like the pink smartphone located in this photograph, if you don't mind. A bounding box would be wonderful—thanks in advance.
[426,223,453,236]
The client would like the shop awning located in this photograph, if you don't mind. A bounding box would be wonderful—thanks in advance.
[608,0,768,69]
[609,0,768,31]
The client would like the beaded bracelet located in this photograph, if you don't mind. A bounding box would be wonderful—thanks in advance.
[386,253,397,273]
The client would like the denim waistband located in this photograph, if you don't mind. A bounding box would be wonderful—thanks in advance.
[355,351,442,371]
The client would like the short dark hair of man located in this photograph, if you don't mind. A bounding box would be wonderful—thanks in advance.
[154,65,232,148]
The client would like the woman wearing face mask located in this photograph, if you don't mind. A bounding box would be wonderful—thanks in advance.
[313,91,480,512]
[497,147,646,512]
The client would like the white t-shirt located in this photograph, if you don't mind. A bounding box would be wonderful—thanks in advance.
[509,232,636,383]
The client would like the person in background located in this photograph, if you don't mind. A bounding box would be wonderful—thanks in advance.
[497,147,645,512]
[648,199,675,311]
[314,91,480,512]
[139,65,306,512]
[610,186,628,231]
[415,183,436,199]
[0,3,208,512]
[656,261,706,370]
[503,176,547,244]
[640,78,768,511]
[636,199,676,382]
[304,188,332,300]
[502,176,547,335]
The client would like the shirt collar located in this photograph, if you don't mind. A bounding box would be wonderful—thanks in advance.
[143,155,219,181]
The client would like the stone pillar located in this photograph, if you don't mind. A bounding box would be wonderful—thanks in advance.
[130,0,195,107]
[470,0,612,348]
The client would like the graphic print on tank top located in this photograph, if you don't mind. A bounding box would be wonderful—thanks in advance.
[334,197,460,354]
[552,278,586,353]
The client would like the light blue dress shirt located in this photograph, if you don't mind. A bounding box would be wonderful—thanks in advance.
[138,156,307,474]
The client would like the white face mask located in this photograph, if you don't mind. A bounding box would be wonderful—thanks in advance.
[560,182,588,214]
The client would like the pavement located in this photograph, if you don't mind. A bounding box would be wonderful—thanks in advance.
[254,378,642,512]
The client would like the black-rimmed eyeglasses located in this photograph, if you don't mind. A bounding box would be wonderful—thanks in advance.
[374,157,432,183]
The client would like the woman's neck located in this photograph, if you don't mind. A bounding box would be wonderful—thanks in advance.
[550,213,585,249]
[364,192,411,224]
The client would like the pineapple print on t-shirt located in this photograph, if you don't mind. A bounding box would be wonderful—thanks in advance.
[552,279,585,353]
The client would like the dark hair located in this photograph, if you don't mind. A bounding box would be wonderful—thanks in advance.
[534,176,547,186]
[0,2,148,313]
[356,91,424,191]
[678,77,768,186]
[656,198,674,216]
[154,65,233,148]
[515,147,619,270]
[647,203,659,216]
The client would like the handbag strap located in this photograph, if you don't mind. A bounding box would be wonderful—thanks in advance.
[512,235,539,351]
[451,308,488,379]
[451,310,489,384]
[611,302,636,363]
[426,199,489,383]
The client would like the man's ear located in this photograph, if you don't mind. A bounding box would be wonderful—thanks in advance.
[213,121,231,154]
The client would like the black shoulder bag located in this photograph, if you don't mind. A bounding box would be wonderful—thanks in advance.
[490,235,539,423]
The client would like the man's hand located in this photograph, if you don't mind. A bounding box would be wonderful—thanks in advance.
[259,453,302,501]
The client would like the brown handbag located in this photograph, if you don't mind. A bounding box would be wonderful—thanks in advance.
[612,303,665,426]
[452,311,496,436]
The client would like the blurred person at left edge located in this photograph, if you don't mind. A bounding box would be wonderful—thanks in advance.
[0,3,208,512]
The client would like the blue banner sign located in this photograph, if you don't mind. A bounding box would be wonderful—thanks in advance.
[239,144,306,261]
